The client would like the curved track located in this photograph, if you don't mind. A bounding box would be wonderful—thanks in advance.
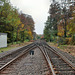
[38,40,75,75]
[0,42,51,75]
[0,43,36,72]
[0,40,75,75]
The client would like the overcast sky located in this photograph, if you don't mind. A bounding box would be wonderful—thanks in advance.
[10,0,51,34]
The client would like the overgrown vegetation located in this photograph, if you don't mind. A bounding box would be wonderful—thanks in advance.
[0,0,35,44]
[44,0,75,45]
[0,41,32,53]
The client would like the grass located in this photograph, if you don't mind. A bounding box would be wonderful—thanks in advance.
[0,47,17,53]
[0,41,31,53]
[8,40,29,45]
[58,45,67,49]
[48,42,58,47]
[48,42,69,50]
[8,41,22,45]
[48,42,75,56]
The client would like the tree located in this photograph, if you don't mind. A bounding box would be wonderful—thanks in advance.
[19,13,35,41]
[67,12,75,36]
[44,1,61,41]
[49,2,61,31]
[0,0,35,43]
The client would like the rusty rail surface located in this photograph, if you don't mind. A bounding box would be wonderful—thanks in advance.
[45,43,75,70]
[36,44,56,75]
[0,43,36,72]
[0,40,75,75]
[35,40,75,75]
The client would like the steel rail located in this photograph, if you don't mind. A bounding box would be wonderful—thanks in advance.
[45,43,75,70]
[0,43,36,69]
[0,43,35,59]
[36,44,56,75]
[0,45,37,73]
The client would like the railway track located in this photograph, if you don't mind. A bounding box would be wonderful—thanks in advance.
[0,42,51,75]
[0,43,36,72]
[37,41,75,75]
[0,40,75,75]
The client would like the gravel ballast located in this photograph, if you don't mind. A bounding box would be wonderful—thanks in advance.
[0,48,50,75]
[52,47,75,64]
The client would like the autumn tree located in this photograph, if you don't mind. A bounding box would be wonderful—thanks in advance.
[0,0,35,43]
[19,13,35,41]
[49,2,61,32]
[0,0,22,43]
[44,1,61,41]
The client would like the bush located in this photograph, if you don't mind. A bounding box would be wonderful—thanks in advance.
[65,38,72,45]
[58,37,66,45]
[58,37,75,45]
[72,35,75,45]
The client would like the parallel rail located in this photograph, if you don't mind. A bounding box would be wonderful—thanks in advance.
[36,44,56,75]
[0,43,36,73]
[0,40,75,75]
[37,41,75,75]
[0,42,51,75]
[45,43,75,70]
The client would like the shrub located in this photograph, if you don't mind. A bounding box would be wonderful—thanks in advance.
[65,38,72,45]
[58,37,66,45]
[71,35,75,45]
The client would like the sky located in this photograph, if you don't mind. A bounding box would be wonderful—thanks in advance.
[10,0,51,34]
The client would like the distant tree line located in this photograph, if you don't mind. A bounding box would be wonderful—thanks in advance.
[44,0,75,45]
[0,0,35,44]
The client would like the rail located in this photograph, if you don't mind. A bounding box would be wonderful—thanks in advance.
[36,44,56,75]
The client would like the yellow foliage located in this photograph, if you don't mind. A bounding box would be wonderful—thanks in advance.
[28,29,33,40]
[67,13,75,35]
[58,25,64,37]
[65,38,72,44]
[21,24,24,28]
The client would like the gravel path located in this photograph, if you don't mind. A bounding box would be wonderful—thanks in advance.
[0,48,50,75]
